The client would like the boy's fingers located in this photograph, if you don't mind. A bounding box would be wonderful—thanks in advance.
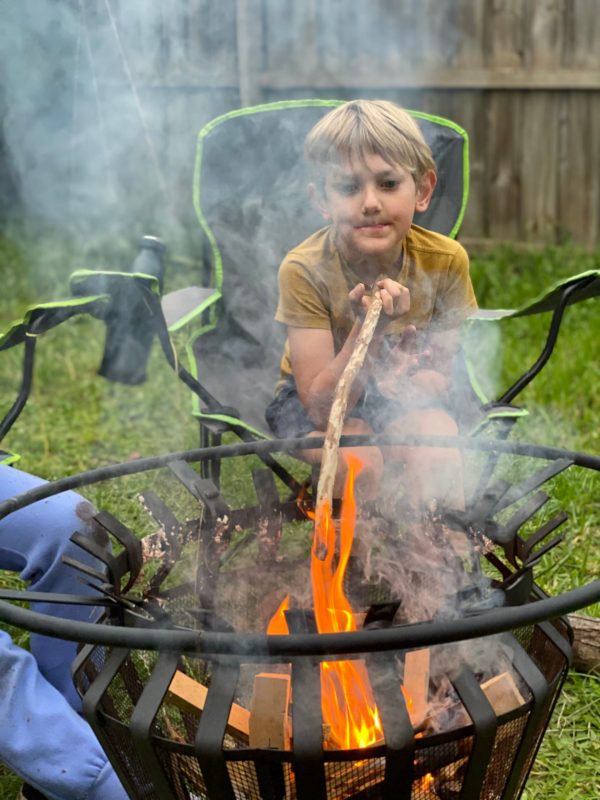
[348,282,366,302]
[380,286,410,317]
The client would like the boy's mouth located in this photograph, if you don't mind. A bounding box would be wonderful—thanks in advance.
[354,221,389,230]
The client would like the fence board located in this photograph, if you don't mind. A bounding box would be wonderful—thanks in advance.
[566,0,600,69]
[527,0,565,69]
[487,91,524,241]
[486,0,527,68]
[521,93,560,241]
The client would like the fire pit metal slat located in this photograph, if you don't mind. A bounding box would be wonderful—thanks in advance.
[497,490,550,545]
[490,457,573,514]
[366,653,414,800]
[253,757,287,800]
[130,651,181,800]
[80,647,143,799]
[291,654,328,800]
[195,659,242,800]
[501,636,553,799]
[452,669,497,798]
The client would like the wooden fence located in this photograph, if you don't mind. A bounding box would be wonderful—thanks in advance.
[16,0,600,247]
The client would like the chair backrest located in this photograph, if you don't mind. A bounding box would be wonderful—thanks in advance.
[191,100,469,432]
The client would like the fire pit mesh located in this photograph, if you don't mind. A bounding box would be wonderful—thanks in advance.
[481,717,528,798]
[74,605,570,800]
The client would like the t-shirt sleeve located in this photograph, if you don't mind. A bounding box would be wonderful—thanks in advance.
[433,243,478,329]
[274,255,332,329]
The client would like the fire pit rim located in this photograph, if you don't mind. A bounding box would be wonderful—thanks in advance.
[1,578,598,656]
[1,436,599,654]
[0,434,599,522]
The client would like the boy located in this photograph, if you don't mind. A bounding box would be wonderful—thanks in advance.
[265,100,477,508]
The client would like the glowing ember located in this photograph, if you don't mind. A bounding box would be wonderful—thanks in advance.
[267,455,383,749]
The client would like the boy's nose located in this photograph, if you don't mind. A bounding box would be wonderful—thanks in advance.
[361,185,382,215]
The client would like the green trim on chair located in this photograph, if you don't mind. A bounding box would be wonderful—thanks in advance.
[167,290,222,334]
[0,451,21,466]
[184,335,268,438]
[0,295,109,350]
[70,270,162,297]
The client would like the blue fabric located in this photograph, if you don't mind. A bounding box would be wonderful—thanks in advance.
[0,464,128,800]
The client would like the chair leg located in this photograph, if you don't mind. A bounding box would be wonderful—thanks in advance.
[198,421,222,486]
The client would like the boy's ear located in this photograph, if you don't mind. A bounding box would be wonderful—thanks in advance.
[308,182,331,220]
[415,170,436,213]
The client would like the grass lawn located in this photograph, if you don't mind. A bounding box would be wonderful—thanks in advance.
[0,230,599,799]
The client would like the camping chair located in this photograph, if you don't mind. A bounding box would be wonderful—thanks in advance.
[169,99,600,498]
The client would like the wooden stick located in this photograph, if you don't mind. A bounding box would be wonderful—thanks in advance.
[315,293,383,517]
[166,670,250,744]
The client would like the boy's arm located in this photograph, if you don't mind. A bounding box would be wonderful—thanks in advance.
[289,279,410,430]
[289,321,377,430]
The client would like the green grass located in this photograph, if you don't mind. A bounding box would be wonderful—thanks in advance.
[0,231,599,799]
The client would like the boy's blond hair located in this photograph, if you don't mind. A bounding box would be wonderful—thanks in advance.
[305,99,436,185]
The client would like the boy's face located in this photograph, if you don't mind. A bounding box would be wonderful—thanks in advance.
[313,152,435,269]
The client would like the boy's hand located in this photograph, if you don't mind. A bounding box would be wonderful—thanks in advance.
[349,278,410,323]
[374,325,434,398]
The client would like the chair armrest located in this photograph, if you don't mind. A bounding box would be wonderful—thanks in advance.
[161,286,220,330]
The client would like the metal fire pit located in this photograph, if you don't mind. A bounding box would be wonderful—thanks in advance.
[1,435,600,800]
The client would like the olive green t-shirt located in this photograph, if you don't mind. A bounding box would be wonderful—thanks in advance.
[274,224,477,390]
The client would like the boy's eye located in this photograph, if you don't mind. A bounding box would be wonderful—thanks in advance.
[380,179,400,190]
[335,182,359,196]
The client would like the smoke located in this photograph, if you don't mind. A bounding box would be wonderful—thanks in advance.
[0,0,191,237]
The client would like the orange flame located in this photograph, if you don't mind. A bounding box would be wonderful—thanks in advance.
[311,454,383,749]
[266,455,383,749]
[267,594,290,635]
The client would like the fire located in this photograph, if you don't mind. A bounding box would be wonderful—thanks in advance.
[267,454,383,750]
[266,594,290,635]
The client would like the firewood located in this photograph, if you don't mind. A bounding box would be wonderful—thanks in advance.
[316,291,383,520]
[166,669,250,744]
[480,671,525,715]
[568,614,600,673]
[248,672,291,749]
[403,648,431,726]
